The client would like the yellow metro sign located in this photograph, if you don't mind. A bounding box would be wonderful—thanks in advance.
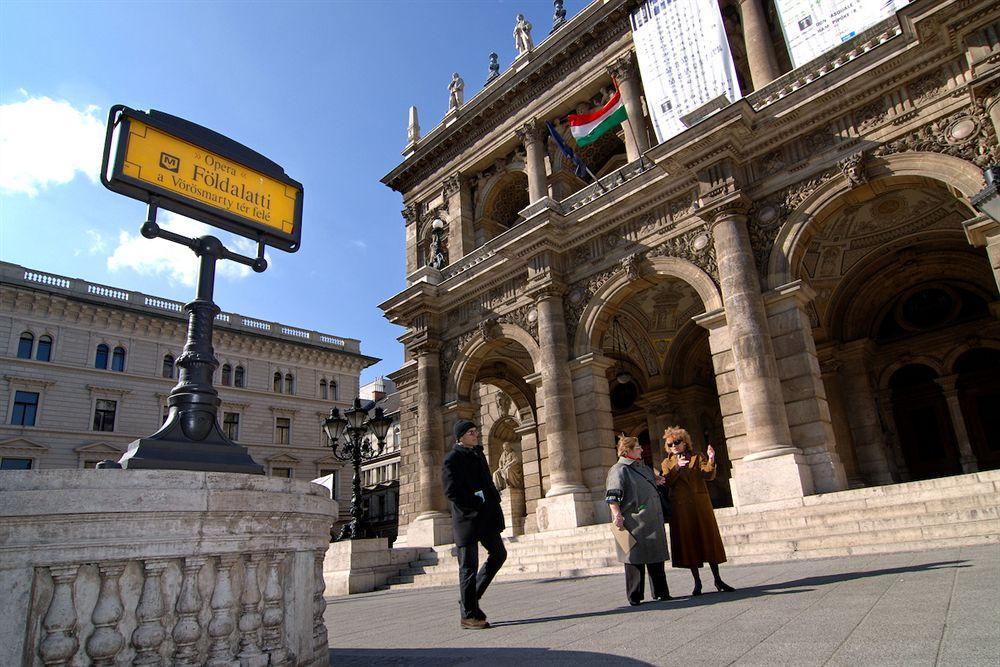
[102,106,303,252]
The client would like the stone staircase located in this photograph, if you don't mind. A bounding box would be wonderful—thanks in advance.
[380,470,1000,591]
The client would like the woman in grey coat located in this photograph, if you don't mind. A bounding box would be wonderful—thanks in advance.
[606,434,671,605]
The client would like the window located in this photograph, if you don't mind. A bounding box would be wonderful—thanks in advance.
[111,347,126,372]
[95,344,109,369]
[273,372,282,393]
[83,460,101,469]
[223,412,240,440]
[221,364,232,386]
[161,405,170,425]
[275,417,291,444]
[234,366,245,388]
[0,457,32,470]
[12,391,39,426]
[284,373,294,395]
[272,467,293,478]
[162,354,175,379]
[36,335,52,362]
[330,380,338,400]
[320,379,328,399]
[17,332,33,359]
[93,399,117,432]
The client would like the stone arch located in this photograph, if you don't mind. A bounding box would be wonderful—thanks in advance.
[474,170,529,239]
[767,152,986,290]
[573,255,722,358]
[944,338,1000,373]
[877,356,947,392]
[448,322,541,405]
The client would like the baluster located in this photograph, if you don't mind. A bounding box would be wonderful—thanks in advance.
[207,554,238,667]
[236,553,265,665]
[171,556,207,666]
[261,552,289,666]
[39,564,80,666]
[312,550,328,660]
[86,561,126,666]
[132,559,169,666]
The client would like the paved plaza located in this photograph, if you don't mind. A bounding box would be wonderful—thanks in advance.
[326,544,1000,666]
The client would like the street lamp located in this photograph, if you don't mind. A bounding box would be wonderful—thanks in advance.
[323,398,393,540]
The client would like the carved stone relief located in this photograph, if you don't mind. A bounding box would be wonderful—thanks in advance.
[646,224,718,282]
[873,103,999,169]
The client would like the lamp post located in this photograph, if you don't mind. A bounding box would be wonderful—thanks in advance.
[323,398,393,540]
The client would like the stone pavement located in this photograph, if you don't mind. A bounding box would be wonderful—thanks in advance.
[325,544,1000,666]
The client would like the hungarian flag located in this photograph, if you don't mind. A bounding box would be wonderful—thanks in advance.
[569,82,628,147]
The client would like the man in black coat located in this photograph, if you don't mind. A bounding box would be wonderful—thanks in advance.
[442,419,507,629]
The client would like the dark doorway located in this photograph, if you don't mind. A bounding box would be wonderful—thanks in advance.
[955,348,1000,471]
[889,364,961,481]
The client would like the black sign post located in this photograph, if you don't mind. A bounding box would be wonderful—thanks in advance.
[100,106,304,474]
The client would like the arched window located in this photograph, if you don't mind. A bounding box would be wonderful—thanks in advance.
[17,332,33,359]
[95,344,109,369]
[284,373,294,395]
[330,380,338,401]
[111,346,126,372]
[221,364,232,386]
[234,366,245,388]
[273,372,282,392]
[320,379,328,399]
[36,335,52,362]
[162,354,175,379]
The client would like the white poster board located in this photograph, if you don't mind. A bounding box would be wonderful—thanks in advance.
[630,0,743,144]
[774,0,912,69]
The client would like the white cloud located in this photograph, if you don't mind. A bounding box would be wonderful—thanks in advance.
[107,211,272,288]
[0,94,105,196]
[350,239,368,249]
[86,229,106,254]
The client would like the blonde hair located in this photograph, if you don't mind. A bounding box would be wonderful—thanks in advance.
[662,426,692,452]
[616,433,639,457]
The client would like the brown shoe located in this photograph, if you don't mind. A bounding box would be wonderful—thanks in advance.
[460,617,491,630]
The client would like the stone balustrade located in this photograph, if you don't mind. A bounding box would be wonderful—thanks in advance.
[0,470,336,667]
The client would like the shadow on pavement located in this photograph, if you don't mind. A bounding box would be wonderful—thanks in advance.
[491,559,970,627]
[327,647,654,666]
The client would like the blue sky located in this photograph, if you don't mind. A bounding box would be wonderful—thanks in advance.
[1,0,588,383]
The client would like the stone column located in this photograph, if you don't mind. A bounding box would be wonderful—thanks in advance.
[838,341,895,485]
[408,341,453,546]
[709,204,812,505]
[517,119,548,203]
[737,0,782,90]
[936,374,979,473]
[530,281,595,530]
[607,52,649,160]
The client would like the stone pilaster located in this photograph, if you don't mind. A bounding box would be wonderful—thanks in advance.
[517,119,548,203]
[963,215,1000,293]
[706,202,812,505]
[443,173,475,261]
[569,352,617,523]
[838,341,896,485]
[935,374,979,473]
[817,355,864,488]
[737,0,782,90]
[764,281,846,494]
[607,51,649,160]
[408,339,452,546]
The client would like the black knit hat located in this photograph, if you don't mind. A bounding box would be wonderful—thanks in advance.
[454,419,477,441]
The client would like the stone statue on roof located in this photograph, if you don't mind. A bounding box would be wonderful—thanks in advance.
[514,14,533,56]
[448,72,464,112]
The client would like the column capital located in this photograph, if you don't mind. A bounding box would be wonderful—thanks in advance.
[763,279,817,309]
[526,278,567,301]
[515,118,545,145]
[963,213,1000,247]
[568,351,616,374]
[934,373,960,395]
[606,50,638,83]
[698,192,754,228]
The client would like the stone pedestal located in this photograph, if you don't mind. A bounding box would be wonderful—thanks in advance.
[405,512,453,547]
[500,487,526,537]
[731,451,814,506]
[323,538,426,597]
[535,492,595,531]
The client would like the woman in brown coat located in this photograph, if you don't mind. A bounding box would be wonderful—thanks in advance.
[660,426,735,596]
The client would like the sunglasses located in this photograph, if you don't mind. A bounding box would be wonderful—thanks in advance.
[665,439,685,447]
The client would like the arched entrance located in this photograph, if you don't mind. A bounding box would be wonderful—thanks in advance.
[578,259,732,507]
[781,166,1000,484]
[449,325,539,534]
